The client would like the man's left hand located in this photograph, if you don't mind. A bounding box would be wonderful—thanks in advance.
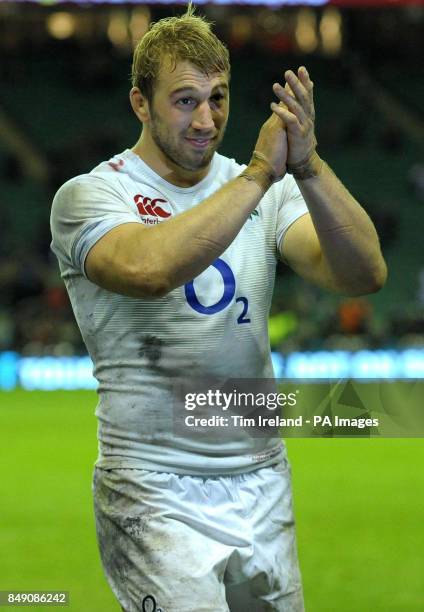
[271,66,317,166]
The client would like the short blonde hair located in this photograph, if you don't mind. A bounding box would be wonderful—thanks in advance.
[131,4,230,103]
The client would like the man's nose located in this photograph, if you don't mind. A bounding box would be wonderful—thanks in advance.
[191,101,215,131]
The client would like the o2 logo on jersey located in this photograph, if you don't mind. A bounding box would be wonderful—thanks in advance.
[184,258,250,324]
[141,594,163,612]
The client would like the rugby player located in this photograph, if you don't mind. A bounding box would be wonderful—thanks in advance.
[50,6,387,611]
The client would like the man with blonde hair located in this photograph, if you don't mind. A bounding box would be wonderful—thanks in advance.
[51,5,386,611]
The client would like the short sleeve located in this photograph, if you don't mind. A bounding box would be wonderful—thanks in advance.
[50,173,141,276]
[274,174,309,252]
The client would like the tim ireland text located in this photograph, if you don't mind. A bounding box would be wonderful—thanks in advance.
[184,415,380,428]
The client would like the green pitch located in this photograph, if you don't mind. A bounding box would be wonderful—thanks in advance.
[0,390,423,611]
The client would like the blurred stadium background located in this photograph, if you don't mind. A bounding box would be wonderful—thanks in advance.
[0,1,423,610]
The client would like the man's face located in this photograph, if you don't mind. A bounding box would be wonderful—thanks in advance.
[147,59,229,173]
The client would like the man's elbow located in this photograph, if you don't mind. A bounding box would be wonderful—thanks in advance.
[127,261,172,299]
[365,259,388,294]
[137,279,171,299]
[346,259,388,296]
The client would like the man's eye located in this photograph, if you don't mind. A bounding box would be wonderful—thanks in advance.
[177,97,195,106]
[211,94,224,102]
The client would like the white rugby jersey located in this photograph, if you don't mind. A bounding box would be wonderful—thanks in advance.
[50,149,308,475]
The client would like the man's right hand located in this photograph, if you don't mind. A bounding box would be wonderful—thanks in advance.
[250,112,288,181]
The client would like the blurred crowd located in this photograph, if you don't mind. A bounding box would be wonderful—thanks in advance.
[269,274,424,354]
[0,253,86,355]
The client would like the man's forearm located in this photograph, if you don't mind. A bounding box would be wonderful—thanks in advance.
[296,156,387,295]
[140,171,268,295]
[88,171,268,299]
[270,67,386,296]
[86,112,288,299]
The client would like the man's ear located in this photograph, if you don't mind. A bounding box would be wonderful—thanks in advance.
[130,87,151,123]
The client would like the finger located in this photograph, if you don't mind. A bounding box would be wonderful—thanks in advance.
[271,112,287,130]
[276,80,296,104]
[297,66,314,96]
[284,82,308,122]
[285,82,295,98]
[284,69,310,111]
[274,99,289,128]
[273,83,307,125]
[270,102,301,132]
[277,97,288,110]
[297,67,316,122]
[287,68,315,122]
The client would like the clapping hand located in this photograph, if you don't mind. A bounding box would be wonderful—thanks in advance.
[271,67,317,167]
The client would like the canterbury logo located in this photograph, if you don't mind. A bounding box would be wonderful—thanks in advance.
[134,194,171,219]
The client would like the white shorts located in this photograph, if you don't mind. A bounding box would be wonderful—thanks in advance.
[93,461,304,612]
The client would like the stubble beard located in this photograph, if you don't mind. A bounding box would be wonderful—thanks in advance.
[149,108,226,172]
